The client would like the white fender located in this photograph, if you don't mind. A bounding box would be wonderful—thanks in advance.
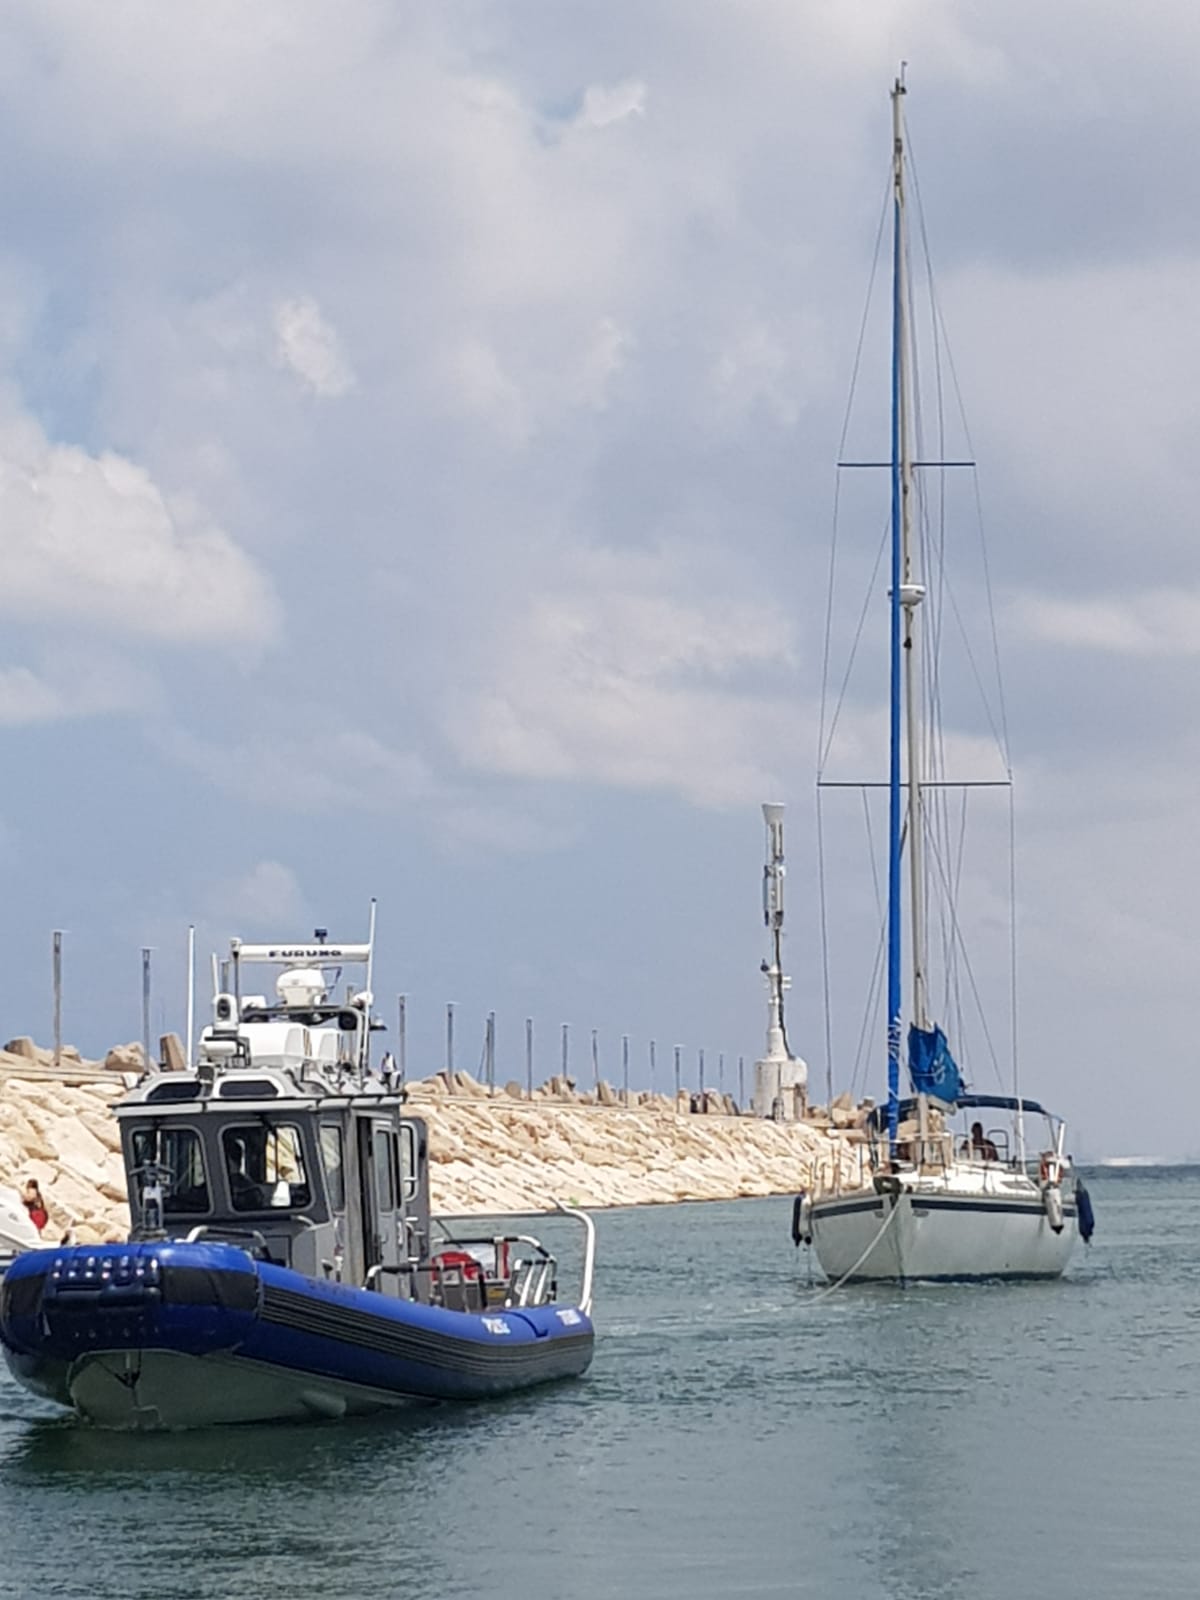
[1041,1181,1064,1234]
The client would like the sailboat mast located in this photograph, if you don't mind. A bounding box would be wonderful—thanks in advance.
[894,82,929,1034]
[885,75,906,1151]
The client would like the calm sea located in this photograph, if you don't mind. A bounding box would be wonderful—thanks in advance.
[1,1169,1197,1600]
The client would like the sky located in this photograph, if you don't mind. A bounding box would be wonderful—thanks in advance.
[0,0,1195,1157]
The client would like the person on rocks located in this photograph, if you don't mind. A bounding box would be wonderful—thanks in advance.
[22,1179,48,1233]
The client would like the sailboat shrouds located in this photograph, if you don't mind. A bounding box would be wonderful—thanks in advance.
[794,77,1095,1284]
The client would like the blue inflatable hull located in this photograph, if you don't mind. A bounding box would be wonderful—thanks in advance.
[0,1241,594,1429]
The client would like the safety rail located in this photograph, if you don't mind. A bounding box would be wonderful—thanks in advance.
[430,1231,557,1311]
[430,1204,595,1317]
[364,1260,420,1292]
[808,1130,1072,1202]
[554,1202,595,1317]
[183,1224,272,1255]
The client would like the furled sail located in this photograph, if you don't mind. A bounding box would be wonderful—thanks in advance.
[907,1023,964,1104]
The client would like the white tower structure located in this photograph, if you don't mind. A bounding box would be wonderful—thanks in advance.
[752,802,808,1121]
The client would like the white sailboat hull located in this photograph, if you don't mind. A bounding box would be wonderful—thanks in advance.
[809,1178,1078,1283]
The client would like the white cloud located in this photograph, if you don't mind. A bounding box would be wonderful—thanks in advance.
[575,318,634,410]
[944,256,1200,578]
[203,860,306,930]
[273,295,355,398]
[162,726,436,816]
[0,666,66,725]
[445,545,800,808]
[1014,589,1200,656]
[709,316,802,425]
[576,79,648,129]
[0,652,158,725]
[0,399,279,646]
[441,337,531,444]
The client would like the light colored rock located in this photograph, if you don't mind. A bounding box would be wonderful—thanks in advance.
[4,1037,38,1061]
[104,1043,145,1073]
[160,1033,186,1073]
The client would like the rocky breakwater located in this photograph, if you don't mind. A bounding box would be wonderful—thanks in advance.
[0,1038,140,1243]
[410,1072,869,1214]
[0,1044,873,1236]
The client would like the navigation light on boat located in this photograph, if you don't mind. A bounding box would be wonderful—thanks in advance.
[214,992,237,1024]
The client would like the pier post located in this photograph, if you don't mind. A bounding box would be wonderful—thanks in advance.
[141,947,152,1073]
[185,926,195,1071]
[398,994,407,1088]
[52,930,63,1071]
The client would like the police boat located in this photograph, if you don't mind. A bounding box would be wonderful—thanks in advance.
[0,930,595,1428]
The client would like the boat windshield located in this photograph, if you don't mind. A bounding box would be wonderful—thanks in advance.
[222,1124,312,1212]
[131,1127,210,1214]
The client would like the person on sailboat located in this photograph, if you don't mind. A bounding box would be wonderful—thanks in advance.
[969,1122,999,1161]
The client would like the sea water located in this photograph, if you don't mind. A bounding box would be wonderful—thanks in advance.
[0,1168,1197,1599]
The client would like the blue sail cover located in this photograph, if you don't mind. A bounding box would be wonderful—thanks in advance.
[907,1024,965,1104]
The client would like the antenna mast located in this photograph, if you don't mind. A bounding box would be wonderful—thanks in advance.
[753,803,807,1120]
[762,802,789,1062]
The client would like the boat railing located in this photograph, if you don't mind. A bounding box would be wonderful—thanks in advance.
[825,1129,1034,1197]
[554,1202,596,1316]
[365,1260,421,1293]
[431,1205,595,1317]
[429,1231,558,1311]
[183,1223,273,1256]
[507,1250,555,1309]
[183,1218,322,1265]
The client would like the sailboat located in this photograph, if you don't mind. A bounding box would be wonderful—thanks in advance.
[796,78,1094,1284]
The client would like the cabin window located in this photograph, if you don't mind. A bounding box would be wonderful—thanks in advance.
[320,1124,345,1212]
[373,1127,397,1212]
[130,1127,210,1214]
[399,1123,418,1204]
[222,1124,312,1212]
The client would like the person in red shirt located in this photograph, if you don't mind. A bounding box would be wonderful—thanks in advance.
[22,1179,48,1233]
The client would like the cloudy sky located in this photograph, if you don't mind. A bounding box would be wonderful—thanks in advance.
[0,1,1195,1155]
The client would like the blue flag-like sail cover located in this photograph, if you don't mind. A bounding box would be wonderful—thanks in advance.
[907,1024,965,1104]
